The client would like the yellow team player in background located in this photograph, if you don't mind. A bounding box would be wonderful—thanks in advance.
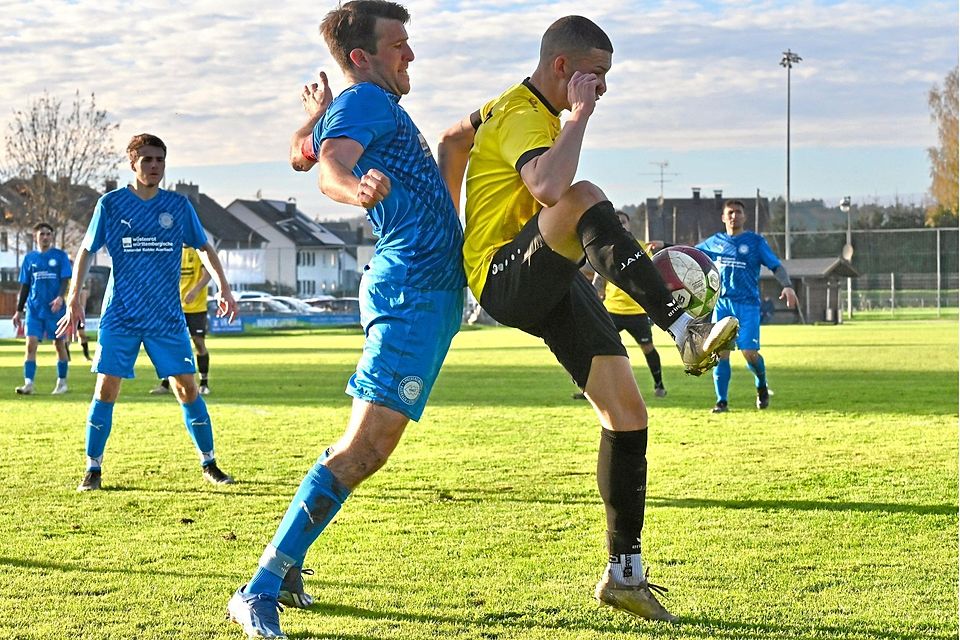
[152,245,214,395]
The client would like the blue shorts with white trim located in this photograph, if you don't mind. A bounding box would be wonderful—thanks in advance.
[347,278,462,421]
[93,329,196,379]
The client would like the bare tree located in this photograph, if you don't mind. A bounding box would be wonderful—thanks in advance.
[926,66,958,226]
[3,91,120,252]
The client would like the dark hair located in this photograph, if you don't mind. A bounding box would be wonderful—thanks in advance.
[33,222,53,234]
[320,1,410,71]
[127,134,167,164]
[540,16,613,62]
[723,199,746,212]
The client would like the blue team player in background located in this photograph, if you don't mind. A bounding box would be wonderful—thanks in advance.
[57,133,239,492]
[12,222,72,395]
[226,2,466,637]
[697,199,798,413]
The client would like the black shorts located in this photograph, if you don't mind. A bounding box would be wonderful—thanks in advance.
[478,213,626,388]
[609,312,653,346]
[185,312,208,337]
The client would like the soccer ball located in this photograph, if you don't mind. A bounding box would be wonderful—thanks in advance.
[652,246,721,319]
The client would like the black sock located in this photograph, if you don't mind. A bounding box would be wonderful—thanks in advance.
[644,349,663,386]
[197,353,209,385]
[161,378,170,389]
[81,341,90,359]
[597,428,648,556]
[576,201,683,330]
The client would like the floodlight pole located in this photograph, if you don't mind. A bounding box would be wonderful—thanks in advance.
[780,49,801,260]
[839,196,852,319]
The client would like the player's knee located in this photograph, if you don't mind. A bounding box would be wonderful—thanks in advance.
[564,181,607,212]
[171,375,198,403]
[95,375,121,402]
[327,443,392,486]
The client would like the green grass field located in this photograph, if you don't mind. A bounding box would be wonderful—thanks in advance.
[0,319,956,640]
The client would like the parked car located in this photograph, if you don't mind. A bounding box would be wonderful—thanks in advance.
[311,297,360,315]
[304,295,336,307]
[271,296,323,314]
[235,290,274,300]
[237,297,297,315]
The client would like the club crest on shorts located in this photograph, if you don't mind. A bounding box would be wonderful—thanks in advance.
[158,212,174,229]
[398,375,424,405]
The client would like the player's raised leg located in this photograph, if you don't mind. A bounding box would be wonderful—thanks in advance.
[537,182,737,375]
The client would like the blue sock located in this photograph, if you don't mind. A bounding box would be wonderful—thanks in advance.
[747,355,767,388]
[246,458,350,597]
[57,360,68,380]
[24,360,37,381]
[181,396,215,465]
[85,399,115,470]
[713,358,731,403]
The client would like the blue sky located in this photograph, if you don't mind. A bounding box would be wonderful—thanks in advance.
[1,0,956,219]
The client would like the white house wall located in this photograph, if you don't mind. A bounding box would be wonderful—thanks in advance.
[219,248,264,287]
[296,248,341,295]
[226,202,296,290]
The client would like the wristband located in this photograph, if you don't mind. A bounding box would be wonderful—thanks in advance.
[301,136,317,162]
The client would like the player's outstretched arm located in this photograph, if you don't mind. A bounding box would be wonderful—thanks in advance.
[438,112,479,215]
[317,138,390,209]
[290,72,333,172]
[57,248,92,340]
[196,242,238,322]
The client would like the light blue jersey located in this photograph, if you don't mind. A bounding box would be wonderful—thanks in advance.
[83,187,207,335]
[314,82,466,291]
[312,82,464,421]
[19,248,71,319]
[697,231,781,304]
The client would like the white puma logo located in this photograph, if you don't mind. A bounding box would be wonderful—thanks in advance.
[184,357,193,364]
[119,219,132,229]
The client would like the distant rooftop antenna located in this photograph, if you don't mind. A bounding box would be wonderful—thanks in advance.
[640,161,679,201]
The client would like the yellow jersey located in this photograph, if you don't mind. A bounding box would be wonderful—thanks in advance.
[463,79,561,298]
[179,247,208,313]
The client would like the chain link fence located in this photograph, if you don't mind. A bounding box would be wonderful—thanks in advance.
[765,227,958,317]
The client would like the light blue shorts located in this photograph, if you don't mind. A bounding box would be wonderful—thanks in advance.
[347,279,463,421]
[93,329,196,379]
[713,298,761,351]
[25,309,64,341]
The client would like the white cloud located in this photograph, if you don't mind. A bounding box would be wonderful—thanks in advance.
[0,0,954,207]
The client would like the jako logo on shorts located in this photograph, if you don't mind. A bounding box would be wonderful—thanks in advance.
[398,376,424,405]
